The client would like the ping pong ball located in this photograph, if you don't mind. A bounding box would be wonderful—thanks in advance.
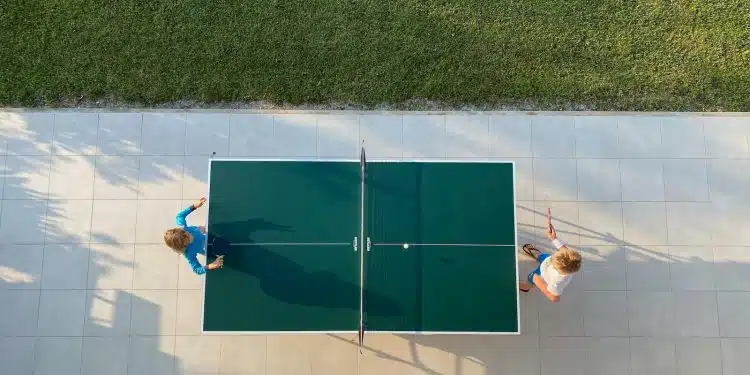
[403,243,409,249]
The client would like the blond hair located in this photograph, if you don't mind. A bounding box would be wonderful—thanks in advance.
[164,228,192,253]
[551,247,582,274]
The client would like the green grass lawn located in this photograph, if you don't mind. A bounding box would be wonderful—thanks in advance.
[1,0,748,110]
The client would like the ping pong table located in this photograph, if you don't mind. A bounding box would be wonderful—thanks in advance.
[201,147,520,345]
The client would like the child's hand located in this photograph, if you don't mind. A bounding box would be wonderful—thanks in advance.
[208,255,224,270]
[194,197,207,209]
[199,225,206,234]
[547,224,557,240]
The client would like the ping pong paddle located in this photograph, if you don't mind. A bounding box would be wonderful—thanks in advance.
[546,208,553,233]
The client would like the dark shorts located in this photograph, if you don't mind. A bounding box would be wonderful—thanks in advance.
[527,252,551,285]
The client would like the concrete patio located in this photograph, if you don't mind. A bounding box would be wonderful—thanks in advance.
[0,109,748,375]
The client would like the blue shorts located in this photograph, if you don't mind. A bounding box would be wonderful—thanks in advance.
[527,252,551,285]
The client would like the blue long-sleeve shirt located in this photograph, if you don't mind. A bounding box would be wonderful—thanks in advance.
[176,205,208,275]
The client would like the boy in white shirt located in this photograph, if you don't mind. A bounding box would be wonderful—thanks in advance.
[519,208,582,303]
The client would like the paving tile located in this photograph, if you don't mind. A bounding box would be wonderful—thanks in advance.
[674,291,719,337]
[626,246,671,291]
[627,291,676,336]
[34,337,83,375]
[174,336,221,375]
[488,114,530,157]
[540,337,586,375]
[534,201,579,246]
[622,202,668,245]
[97,112,142,155]
[228,113,275,157]
[617,117,663,158]
[511,158,534,201]
[577,202,623,245]
[317,114,359,158]
[218,336,266,374]
[583,291,628,336]
[662,159,709,202]
[84,289,132,337]
[402,114,446,158]
[717,292,750,337]
[516,201,539,247]
[81,337,129,375]
[461,344,541,375]
[41,243,90,289]
[0,154,5,197]
[660,117,706,158]
[2,111,54,155]
[359,114,403,159]
[580,245,627,291]
[533,158,577,201]
[531,115,575,157]
[620,159,664,201]
[133,244,179,289]
[710,202,750,246]
[177,257,204,290]
[666,202,713,245]
[130,289,177,335]
[707,159,750,204]
[538,289,585,336]
[137,155,184,199]
[45,199,93,243]
[268,335,359,375]
[87,243,135,289]
[519,289,541,336]
[669,246,716,291]
[629,338,677,375]
[53,112,99,155]
[445,114,490,158]
[182,155,209,199]
[721,338,750,375]
[49,155,95,199]
[37,289,86,336]
[574,116,620,157]
[90,200,137,244]
[442,334,540,353]
[141,113,186,155]
[703,116,750,157]
[272,114,319,157]
[185,113,230,156]
[0,199,47,244]
[0,337,36,375]
[357,334,450,375]
[712,247,750,291]
[584,337,630,375]
[175,290,202,335]
[675,338,722,375]
[94,155,139,199]
[576,159,621,201]
[0,289,40,336]
[135,200,183,243]
[128,336,176,375]
[3,154,51,198]
[0,244,43,289]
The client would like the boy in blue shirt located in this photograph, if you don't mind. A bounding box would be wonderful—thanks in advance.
[163,197,224,274]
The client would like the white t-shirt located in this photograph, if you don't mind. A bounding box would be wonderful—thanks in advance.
[540,256,573,296]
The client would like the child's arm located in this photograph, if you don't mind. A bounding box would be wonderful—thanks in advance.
[187,253,207,275]
[187,253,224,275]
[532,274,561,303]
[176,197,207,227]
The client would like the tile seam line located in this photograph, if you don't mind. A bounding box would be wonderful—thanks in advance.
[6,108,750,116]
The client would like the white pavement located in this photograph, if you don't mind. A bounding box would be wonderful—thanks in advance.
[0,109,749,375]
